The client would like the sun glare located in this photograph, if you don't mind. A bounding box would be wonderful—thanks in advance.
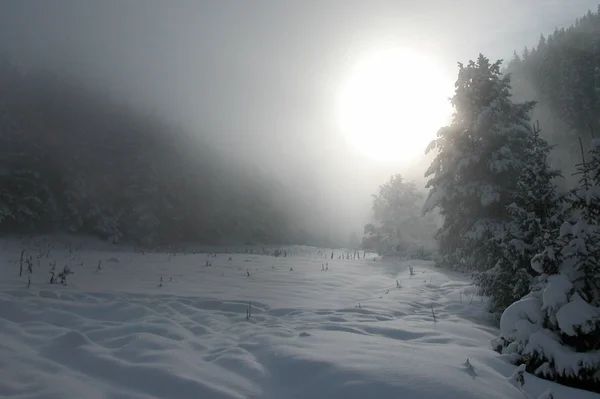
[337,47,452,163]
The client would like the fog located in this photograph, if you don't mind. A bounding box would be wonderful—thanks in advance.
[0,0,596,244]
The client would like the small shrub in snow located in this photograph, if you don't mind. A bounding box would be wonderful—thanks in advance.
[26,256,33,275]
[56,265,74,285]
[245,301,252,319]
[509,364,526,388]
[48,261,56,284]
[464,358,473,371]
[19,249,25,277]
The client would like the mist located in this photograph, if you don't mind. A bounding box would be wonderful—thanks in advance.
[0,0,596,245]
[6,4,600,398]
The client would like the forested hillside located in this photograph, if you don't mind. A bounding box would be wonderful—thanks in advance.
[507,6,600,180]
[0,60,319,247]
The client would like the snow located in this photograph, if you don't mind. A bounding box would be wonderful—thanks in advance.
[480,184,501,206]
[500,296,544,343]
[494,280,600,386]
[560,222,573,238]
[543,274,572,312]
[1,237,599,399]
[539,389,556,399]
[556,293,600,336]
[509,238,526,256]
[525,328,600,380]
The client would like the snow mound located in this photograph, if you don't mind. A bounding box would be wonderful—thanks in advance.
[556,293,600,336]
[542,274,572,312]
[500,296,544,342]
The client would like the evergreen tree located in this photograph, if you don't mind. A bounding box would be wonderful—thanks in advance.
[362,174,423,255]
[423,54,535,272]
[476,122,565,314]
[507,7,600,181]
[497,138,600,390]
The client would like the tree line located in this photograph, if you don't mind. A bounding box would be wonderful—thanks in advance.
[507,5,600,180]
[0,60,321,247]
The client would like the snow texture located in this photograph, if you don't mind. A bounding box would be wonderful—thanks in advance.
[0,236,598,399]
[500,297,544,343]
[543,274,572,312]
[499,292,600,383]
[556,294,600,336]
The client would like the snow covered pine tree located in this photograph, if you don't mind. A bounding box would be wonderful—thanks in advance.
[423,54,534,275]
[497,138,600,391]
[477,122,565,315]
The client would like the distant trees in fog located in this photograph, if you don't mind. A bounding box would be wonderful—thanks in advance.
[0,60,313,246]
[507,7,600,180]
[361,174,436,257]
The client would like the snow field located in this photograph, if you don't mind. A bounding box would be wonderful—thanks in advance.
[0,239,598,399]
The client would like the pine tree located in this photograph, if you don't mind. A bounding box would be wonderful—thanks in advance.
[476,122,565,314]
[497,138,600,390]
[538,34,547,51]
[423,54,535,272]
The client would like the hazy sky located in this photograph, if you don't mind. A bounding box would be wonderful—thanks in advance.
[1,1,594,153]
[0,0,596,233]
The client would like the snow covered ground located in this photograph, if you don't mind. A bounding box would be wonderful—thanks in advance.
[0,237,598,399]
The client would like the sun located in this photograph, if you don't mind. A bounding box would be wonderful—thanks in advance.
[337,47,452,162]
